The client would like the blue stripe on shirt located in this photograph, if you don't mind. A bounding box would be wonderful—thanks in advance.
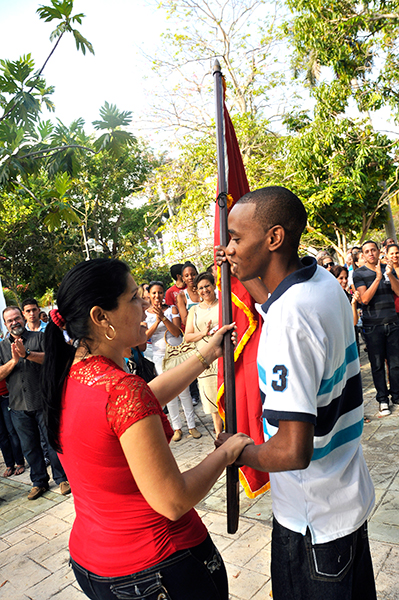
[311,419,363,461]
[258,363,266,386]
[318,342,358,396]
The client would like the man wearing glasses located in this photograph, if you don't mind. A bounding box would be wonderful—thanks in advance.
[0,306,70,499]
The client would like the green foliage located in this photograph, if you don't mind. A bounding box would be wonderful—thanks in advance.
[92,102,136,158]
[283,103,397,256]
[37,0,94,55]
[93,102,132,130]
[38,287,55,307]
[0,0,95,189]
[0,187,84,300]
[286,0,399,117]
[130,263,172,290]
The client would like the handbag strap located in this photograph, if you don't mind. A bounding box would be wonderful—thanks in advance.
[164,328,184,348]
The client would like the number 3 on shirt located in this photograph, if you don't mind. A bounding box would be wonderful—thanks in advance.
[271,365,288,392]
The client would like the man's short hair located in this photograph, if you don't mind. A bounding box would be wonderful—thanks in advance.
[236,186,307,249]
[22,298,39,309]
[170,264,183,281]
[3,305,23,319]
[361,240,379,251]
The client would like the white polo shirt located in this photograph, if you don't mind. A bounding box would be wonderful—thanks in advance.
[257,257,374,544]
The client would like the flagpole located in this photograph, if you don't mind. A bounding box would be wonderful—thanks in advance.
[213,59,239,534]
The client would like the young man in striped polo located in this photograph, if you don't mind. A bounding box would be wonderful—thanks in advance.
[218,186,376,600]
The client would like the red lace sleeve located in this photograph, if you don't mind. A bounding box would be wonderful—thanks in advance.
[106,375,163,438]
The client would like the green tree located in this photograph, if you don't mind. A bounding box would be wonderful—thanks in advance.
[75,141,154,259]
[285,0,399,117]
[283,97,398,258]
[0,187,82,302]
[144,0,290,264]
[0,102,156,298]
[0,0,94,186]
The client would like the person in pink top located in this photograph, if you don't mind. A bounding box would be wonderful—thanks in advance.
[41,258,252,600]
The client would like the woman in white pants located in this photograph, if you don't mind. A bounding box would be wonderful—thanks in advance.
[145,281,202,442]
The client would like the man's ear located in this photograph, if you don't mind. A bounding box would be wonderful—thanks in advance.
[268,225,285,251]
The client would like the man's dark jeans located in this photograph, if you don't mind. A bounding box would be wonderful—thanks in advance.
[363,321,399,403]
[0,395,24,468]
[10,409,67,487]
[271,518,376,600]
[71,534,228,600]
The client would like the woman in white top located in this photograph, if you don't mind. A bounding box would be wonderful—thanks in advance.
[185,273,224,436]
[145,281,202,442]
[176,262,201,327]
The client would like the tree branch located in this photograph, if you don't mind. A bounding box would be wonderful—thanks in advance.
[0,32,65,124]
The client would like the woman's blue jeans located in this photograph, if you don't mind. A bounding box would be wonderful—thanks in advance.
[71,534,228,600]
[271,518,376,600]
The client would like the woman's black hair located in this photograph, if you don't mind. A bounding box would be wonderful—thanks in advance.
[148,280,164,292]
[181,261,197,275]
[330,265,348,279]
[195,272,215,286]
[386,244,399,254]
[41,258,130,452]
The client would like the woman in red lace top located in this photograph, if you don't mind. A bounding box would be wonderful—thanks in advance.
[41,258,252,600]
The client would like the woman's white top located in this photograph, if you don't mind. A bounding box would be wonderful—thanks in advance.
[145,308,181,360]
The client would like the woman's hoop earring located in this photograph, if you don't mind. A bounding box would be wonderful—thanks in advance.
[105,324,116,341]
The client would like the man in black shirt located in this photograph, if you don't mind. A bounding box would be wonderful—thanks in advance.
[353,241,399,416]
[0,306,70,500]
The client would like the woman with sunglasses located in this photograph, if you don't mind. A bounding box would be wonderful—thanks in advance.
[145,280,201,441]
[41,258,253,600]
[317,254,335,271]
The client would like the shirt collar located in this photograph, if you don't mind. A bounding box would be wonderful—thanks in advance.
[261,256,317,315]
[9,328,28,343]
[26,321,46,332]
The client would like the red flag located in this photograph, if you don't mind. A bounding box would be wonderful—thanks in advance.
[214,102,270,498]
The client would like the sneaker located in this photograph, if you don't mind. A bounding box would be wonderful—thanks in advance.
[28,485,49,500]
[188,428,202,439]
[378,402,391,417]
[172,429,182,442]
[191,397,199,406]
[59,481,71,495]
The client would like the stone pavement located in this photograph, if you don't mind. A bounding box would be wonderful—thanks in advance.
[0,346,399,599]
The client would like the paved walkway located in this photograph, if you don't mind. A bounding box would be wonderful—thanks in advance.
[1,347,399,599]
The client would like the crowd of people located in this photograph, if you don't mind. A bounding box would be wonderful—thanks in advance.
[0,186,393,599]
[316,237,399,418]
[0,298,71,499]
[0,262,225,497]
